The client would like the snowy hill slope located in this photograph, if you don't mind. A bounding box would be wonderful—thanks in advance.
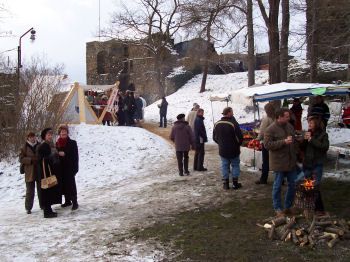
[144,71,350,145]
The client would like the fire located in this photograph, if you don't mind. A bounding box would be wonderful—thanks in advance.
[300,176,316,191]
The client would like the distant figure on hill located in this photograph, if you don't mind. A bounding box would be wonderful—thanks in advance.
[186,103,199,131]
[134,93,143,127]
[170,114,195,176]
[158,97,168,128]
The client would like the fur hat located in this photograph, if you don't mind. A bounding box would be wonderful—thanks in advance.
[177,113,185,120]
[41,128,53,140]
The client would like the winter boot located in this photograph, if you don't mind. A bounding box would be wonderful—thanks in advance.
[72,199,79,210]
[232,179,242,190]
[43,207,57,218]
[61,201,72,208]
[223,179,230,190]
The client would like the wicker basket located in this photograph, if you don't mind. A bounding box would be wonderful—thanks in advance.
[294,185,319,210]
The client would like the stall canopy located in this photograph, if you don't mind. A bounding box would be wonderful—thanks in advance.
[231,82,350,106]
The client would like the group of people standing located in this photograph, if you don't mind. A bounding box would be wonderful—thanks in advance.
[170,103,208,176]
[255,95,330,216]
[19,125,79,218]
[169,104,244,190]
[115,89,146,127]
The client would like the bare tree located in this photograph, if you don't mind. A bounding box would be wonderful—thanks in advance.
[257,0,281,84]
[247,0,255,86]
[105,0,183,98]
[181,0,246,92]
[280,0,289,82]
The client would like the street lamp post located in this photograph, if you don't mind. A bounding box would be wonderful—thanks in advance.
[17,27,36,91]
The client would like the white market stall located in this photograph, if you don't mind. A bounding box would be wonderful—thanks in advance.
[231,82,350,168]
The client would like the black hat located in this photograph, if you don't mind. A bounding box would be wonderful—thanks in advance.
[177,113,185,120]
[41,128,53,140]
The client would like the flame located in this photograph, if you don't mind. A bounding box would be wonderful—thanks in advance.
[300,176,316,191]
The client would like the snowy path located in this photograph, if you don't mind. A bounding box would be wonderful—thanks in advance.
[0,124,234,261]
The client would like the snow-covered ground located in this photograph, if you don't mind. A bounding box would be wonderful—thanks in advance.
[0,125,174,261]
[1,70,350,261]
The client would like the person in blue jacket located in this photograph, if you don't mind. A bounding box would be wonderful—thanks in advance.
[193,108,208,171]
[158,97,168,128]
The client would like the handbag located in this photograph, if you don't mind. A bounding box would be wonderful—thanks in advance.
[41,159,58,189]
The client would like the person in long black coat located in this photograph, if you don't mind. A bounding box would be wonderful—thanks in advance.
[38,128,62,218]
[56,124,79,210]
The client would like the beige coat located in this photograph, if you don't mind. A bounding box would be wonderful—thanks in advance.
[19,143,39,182]
[186,110,197,131]
[257,116,274,143]
[264,121,297,172]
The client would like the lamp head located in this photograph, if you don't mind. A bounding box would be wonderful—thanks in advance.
[30,29,36,41]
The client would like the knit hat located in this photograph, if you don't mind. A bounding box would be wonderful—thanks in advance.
[41,128,53,140]
[177,113,185,120]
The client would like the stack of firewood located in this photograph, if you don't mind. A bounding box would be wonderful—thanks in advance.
[257,213,350,248]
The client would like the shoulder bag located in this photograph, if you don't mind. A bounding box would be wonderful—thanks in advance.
[41,159,58,189]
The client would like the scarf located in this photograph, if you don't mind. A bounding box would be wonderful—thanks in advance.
[57,137,68,148]
[27,140,37,148]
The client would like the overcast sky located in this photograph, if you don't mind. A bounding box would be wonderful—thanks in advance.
[1,0,116,83]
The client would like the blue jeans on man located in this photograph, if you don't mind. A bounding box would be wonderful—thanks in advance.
[272,170,297,211]
[220,156,240,179]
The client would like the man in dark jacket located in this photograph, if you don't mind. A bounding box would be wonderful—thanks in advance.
[159,97,168,128]
[264,108,298,216]
[213,107,243,190]
[310,95,330,128]
[170,114,195,176]
[193,108,208,171]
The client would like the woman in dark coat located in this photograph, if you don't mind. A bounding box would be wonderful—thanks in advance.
[300,116,329,215]
[38,128,62,218]
[56,124,79,210]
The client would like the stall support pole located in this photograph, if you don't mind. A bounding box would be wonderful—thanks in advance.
[210,101,215,126]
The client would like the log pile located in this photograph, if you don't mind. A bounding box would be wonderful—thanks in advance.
[257,213,350,249]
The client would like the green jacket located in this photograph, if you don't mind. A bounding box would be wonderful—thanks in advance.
[300,130,329,169]
[264,121,297,172]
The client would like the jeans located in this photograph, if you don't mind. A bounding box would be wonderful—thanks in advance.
[160,114,167,127]
[272,170,297,211]
[220,156,240,180]
[303,165,324,212]
[194,143,205,170]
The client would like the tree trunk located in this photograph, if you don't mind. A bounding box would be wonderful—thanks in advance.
[347,45,350,81]
[268,0,281,84]
[306,0,313,61]
[280,0,290,82]
[154,55,165,97]
[247,0,255,86]
[310,0,319,83]
[200,22,212,93]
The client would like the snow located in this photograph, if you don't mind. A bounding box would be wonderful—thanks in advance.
[145,70,269,144]
[0,124,173,261]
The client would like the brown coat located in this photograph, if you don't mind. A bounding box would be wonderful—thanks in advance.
[19,142,39,182]
[264,121,297,172]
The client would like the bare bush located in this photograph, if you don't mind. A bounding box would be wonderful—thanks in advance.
[0,56,65,157]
